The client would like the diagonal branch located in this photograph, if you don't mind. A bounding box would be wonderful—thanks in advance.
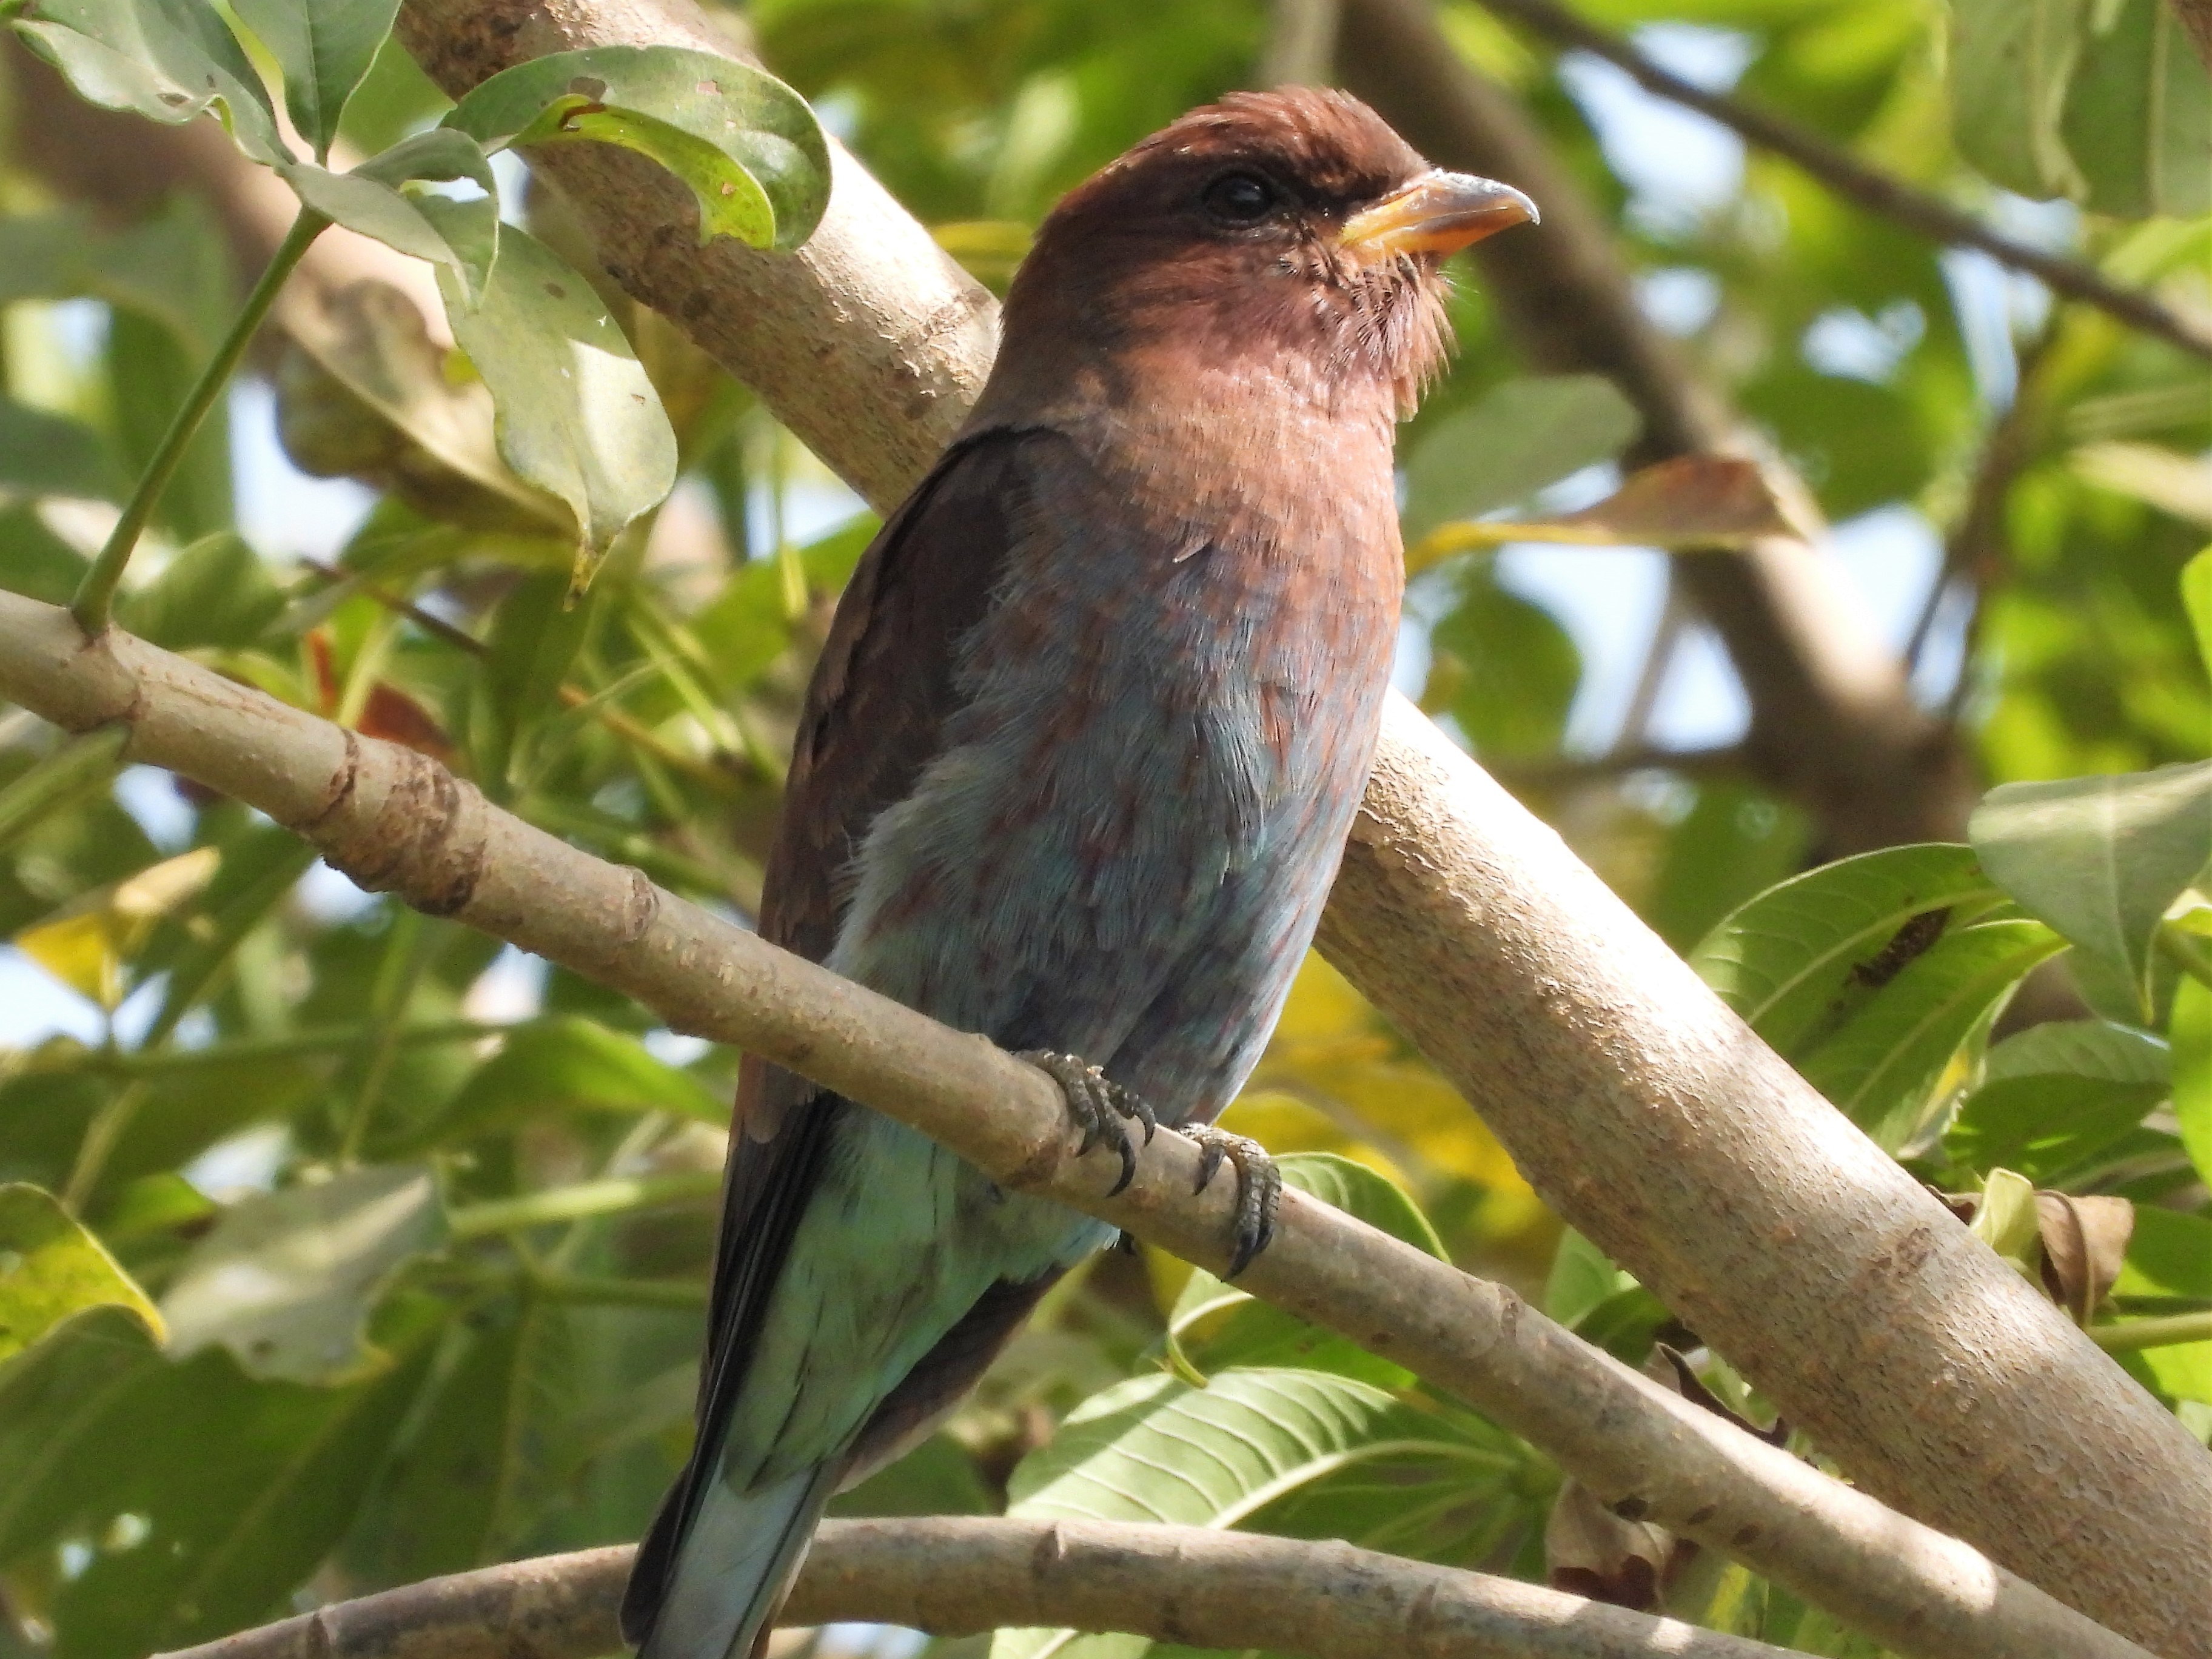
[373,5,2212,1651]
[0,588,2156,1659]
[151,1521,1809,1659]
[1473,0,2212,361]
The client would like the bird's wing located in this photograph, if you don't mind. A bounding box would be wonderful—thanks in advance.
[622,428,1033,1644]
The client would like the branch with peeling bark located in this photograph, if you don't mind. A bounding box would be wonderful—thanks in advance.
[1470,0,2212,361]
[155,1523,1827,1659]
[368,5,2211,1652]
[0,588,2159,1659]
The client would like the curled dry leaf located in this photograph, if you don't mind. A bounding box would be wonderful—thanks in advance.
[2036,1192,2134,1324]
[1545,1477,1675,1610]
[1406,455,1798,571]
[276,279,566,532]
[1939,1176,2135,1326]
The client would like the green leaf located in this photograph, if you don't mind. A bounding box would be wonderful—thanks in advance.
[443,45,831,251]
[281,129,500,306]
[1798,918,2066,1151]
[1948,1021,2171,1182]
[993,1368,1523,1659]
[1948,0,2090,199]
[12,0,286,166]
[2174,976,2212,1187]
[2116,1206,2212,1300]
[427,1016,725,1144]
[232,0,400,163]
[344,1289,572,1580]
[116,531,286,651]
[2060,0,2212,218]
[1167,1155,1442,1387]
[0,398,124,502]
[159,1165,444,1383]
[1969,760,2212,1019]
[1689,843,2012,1057]
[1401,375,1641,540]
[0,1306,164,1563]
[0,1184,164,1364]
[44,1321,437,1658]
[1541,1229,1670,1363]
[1424,563,1580,760]
[474,566,596,786]
[2182,548,2212,677]
[435,222,677,581]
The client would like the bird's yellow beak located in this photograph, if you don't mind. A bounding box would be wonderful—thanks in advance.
[1338,170,1539,258]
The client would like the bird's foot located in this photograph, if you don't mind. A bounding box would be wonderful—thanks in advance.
[1185,1125,1280,1280]
[1017,1050,1157,1196]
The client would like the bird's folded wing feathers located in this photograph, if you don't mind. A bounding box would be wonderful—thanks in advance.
[623,427,1040,1643]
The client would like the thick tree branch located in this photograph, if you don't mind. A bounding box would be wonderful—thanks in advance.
[1474,0,2212,361]
[1334,0,1977,855]
[360,4,2211,1650]
[0,588,2159,1659]
[155,1522,1814,1659]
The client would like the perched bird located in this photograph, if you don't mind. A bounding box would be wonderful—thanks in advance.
[623,87,1535,1659]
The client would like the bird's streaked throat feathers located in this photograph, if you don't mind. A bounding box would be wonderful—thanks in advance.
[982,87,1537,420]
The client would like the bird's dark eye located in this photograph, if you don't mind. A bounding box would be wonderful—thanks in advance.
[1202,171,1278,226]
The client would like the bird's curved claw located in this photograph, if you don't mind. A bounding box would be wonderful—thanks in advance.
[1185,1125,1280,1279]
[1017,1051,1156,1196]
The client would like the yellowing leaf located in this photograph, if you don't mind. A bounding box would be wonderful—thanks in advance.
[0,1182,165,1364]
[1407,455,1798,571]
[14,846,220,1007]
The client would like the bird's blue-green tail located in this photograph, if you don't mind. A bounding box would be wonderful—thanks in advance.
[631,1459,840,1659]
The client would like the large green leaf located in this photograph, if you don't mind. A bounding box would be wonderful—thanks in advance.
[434,221,677,584]
[1969,760,2212,1019]
[343,1289,573,1581]
[2060,0,2212,218]
[118,531,285,651]
[0,1306,164,1563]
[2174,976,2212,1186]
[1167,1155,1444,1389]
[443,45,831,251]
[426,1016,725,1145]
[12,0,285,166]
[0,1184,164,1364]
[1947,0,2090,199]
[1689,843,2012,1057]
[233,0,400,163]
[281,129,501,306]
[1798,918,2065,1151]
[1401,375,1641,539]
[160,1165,444,1383]
[0,399,123,503]
[1424,563,1581,760]
[992,1367,1525,1659]
[1946,1021,2171,1181]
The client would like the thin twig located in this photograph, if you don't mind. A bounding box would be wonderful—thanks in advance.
[1473,0,2212,361]
[152,1522,1808,1659]
[0,588,2161,1659]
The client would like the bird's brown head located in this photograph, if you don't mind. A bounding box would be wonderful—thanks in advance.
[988,89,1536,419]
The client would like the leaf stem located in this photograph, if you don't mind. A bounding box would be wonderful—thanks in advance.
[446,1169,721,1240]
[2155,921,2212,992]
[2089,1311,2212,1353]
[69,207,331,636]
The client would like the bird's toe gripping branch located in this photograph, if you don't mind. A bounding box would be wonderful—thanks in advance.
[1185,1125,1281,1280]
[1018,1050,1158,1196]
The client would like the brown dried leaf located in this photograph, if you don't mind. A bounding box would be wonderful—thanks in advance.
[1406,456,1797,570]
[1545,1479,1673,1610]
[2036,1193,2134,1324]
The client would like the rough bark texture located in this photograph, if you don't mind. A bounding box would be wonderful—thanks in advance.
[362,2,2212,1651]
[0,589,2157,1659]
[151,1522,1810,1659]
